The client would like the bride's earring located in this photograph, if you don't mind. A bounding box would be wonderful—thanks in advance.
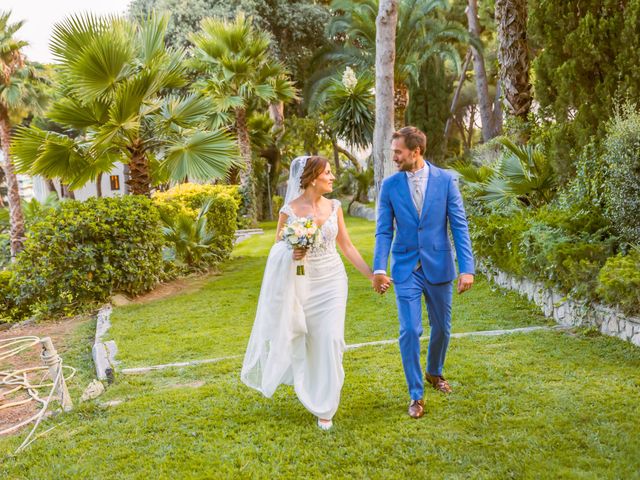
[312,181,316,187]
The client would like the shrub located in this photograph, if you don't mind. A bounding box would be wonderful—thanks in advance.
[468,211,530,276]
[160,198,222,269]
[8,196,164,320]
[0,270,16,322]
[153,184,240,259]
[0,234,10,270]
[272,195,284,216]
[597,249,640,316]
[602,104,640,245]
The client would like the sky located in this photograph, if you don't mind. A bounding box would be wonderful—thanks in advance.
[3,0,132,63]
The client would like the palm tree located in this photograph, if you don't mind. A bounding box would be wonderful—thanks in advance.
[0,11,49,259]
[313,67,376,152]
[160,197,221,268]
[12,13,240,198]
[310,0,470,127]
[451,137,555,209]
[190,14,297,223]
[495,0,531,125]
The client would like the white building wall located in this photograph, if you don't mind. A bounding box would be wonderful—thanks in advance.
[31,162,127,202]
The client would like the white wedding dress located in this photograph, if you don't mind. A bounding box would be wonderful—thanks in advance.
[241,199,348,420]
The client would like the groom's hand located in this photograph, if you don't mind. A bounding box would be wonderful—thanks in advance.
[457,273,474,294]
[372,274,391,294]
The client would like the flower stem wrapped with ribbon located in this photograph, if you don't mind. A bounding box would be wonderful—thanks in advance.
[282,217,320,275]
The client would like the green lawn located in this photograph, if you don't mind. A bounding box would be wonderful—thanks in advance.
[108,217,551,368]
[2,217,639,479]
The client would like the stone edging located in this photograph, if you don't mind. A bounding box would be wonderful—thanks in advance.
[479,262,640,347]
[93,305,118,381]
[348,201,376,221]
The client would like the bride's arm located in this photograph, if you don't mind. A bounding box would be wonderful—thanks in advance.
[275,213,287,242]
[335,207,374,280]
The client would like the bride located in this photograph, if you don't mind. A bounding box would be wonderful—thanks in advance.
[241,155,384,430]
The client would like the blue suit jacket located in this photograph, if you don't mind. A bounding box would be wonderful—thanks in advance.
[373,162,475,284]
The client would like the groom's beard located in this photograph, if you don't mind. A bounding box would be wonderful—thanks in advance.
[395,158,417,171]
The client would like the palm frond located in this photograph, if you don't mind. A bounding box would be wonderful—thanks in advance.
[162,130,240,182]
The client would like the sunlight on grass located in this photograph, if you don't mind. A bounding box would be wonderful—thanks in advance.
[2,330,639,478]
[108,217,549,368]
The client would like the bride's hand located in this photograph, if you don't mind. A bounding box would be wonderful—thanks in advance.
[292,248,307,260]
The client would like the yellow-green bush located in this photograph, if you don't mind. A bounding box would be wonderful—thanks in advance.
[153,184,240,259]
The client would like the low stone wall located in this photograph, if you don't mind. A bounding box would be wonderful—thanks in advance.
[348,201,376,221]
[479,262,640,347]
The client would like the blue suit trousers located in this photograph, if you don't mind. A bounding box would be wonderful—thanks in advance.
[394,267,453,400]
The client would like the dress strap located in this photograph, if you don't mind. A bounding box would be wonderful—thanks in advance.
[331,199,341,215]
[279,203,294,217]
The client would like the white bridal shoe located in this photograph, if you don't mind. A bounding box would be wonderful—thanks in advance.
[317,418,333,430]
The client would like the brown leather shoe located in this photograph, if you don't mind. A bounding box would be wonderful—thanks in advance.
[425,373,452,394]
[408,399,425,418]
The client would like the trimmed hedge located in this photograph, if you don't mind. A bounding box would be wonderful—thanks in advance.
[153,184,240,259]
[602,106,640,245]
[597,250,640,316]
[7,196,164,320]
[468,204,639,314]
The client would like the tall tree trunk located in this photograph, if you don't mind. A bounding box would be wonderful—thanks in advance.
[61,183,75,199]
[467,0,500,142]
[235,107,256,224]
[493,79,503,134]
[331,136,342,176]
[269,101,285,140]
[46,178,59,198]
[495,0,532,130]
[373,0,398,200]
[336,144,362,173]
[393,82,409,128]
[0,107,25,260]
[96,172,103,198]
[126,140,151,196]
[443,49,472,155]
[266,101,285,218]
[0,167,5,207]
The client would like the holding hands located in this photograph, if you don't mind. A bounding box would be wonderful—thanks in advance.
[372,273,392,295]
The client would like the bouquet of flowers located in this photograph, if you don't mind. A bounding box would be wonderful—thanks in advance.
[282,217,320,275]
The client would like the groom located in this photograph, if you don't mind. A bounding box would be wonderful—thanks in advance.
[372,126,475,419]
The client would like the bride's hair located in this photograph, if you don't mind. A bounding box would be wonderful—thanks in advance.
[300,156,329,189]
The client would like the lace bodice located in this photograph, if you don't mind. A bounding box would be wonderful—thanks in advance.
[280,199,341,258]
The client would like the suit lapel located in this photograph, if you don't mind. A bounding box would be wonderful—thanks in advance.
[420,162,439,222]
[398,173,419,222]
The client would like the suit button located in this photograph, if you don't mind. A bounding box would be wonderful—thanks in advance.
[418,227,423,231]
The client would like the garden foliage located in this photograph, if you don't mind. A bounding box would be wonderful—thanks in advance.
[463,108,640,315]
[3,196,164,320]
[153,183,240,260]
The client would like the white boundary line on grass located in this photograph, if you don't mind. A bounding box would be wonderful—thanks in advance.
[120,325,567,375]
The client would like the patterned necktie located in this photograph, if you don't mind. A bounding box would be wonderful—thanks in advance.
[409,173,424,213]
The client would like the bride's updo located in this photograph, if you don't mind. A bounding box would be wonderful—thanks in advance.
[300,156,329,189]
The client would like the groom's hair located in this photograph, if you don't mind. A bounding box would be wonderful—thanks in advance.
[300,156,329,189]
[392,126,427,155]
